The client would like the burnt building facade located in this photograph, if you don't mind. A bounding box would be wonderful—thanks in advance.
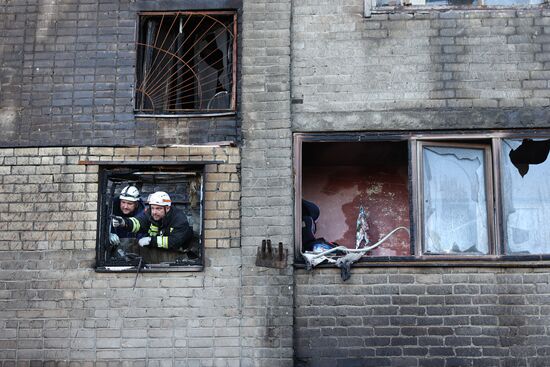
[1,0,550,366]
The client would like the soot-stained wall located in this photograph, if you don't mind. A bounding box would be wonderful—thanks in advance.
[292,3,550,366]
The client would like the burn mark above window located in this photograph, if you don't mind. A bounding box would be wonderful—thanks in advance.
[135,11,237,115]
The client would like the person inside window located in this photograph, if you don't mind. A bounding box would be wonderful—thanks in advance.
[109,185,145,249]
[111,191,193,250]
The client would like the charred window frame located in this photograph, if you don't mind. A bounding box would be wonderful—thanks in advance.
[294,132,550,264]
[96,164,205,272]
[414,140,495,257]
[295,135,412,259]
[135,11,237,115]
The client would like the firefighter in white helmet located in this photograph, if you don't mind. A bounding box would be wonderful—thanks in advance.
[112,191,193,250]
[109,185,145,246]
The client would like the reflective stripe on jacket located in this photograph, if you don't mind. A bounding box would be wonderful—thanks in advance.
[126,206,193,250]
[111,197,145,239]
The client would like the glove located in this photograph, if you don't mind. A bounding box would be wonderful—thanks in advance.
[109,233,120,246]
[138,237,151,247]
[111,216,125,228]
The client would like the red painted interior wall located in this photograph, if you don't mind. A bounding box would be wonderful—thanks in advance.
[302,141,410,256]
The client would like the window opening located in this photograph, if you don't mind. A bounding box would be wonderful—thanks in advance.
[295,132,550,267]
[96,166,204,272]
[135,11,236,114]
[299,141,411,254]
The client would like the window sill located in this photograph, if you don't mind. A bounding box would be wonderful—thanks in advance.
[294,255,550,268]
[96,265,204,273]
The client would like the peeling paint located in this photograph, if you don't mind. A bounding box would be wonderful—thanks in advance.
[366,183,383,196]
[303,167,410,256]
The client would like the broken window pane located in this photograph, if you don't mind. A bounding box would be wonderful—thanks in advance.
[502,139,550,254]
[135,12,236,114]
[422,145,489,255]
[300,141,411,256]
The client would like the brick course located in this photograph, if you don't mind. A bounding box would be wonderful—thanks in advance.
[295,267,550,366]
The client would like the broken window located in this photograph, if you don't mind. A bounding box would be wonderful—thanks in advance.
[96,165,204,272]
[502,139,550,255]
[420,143,491,255]
[135,11,236,114]
[295,133,550,265]
[297,139,411,258]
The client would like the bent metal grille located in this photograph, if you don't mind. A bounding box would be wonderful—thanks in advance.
[135,11,237,114]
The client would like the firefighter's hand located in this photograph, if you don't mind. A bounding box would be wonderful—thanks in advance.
[109,233,120,246]
[138,237,151,247]
[111,216,125,228]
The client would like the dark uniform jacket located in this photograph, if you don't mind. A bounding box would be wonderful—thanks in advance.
[111,197,145,239]
[126,206,193,250]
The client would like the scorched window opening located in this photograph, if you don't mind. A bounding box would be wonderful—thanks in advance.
[96,166,205,272]
[135,11,237,114]
[294,132,550,262]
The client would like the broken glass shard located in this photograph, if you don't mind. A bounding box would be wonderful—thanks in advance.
[502,139,550,254]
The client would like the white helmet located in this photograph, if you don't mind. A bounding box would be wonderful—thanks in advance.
[148,191,172,207]
[120,185,140,202]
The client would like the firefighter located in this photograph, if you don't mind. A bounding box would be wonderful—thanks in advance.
[109,185,145,246]
[111,191,193,250]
